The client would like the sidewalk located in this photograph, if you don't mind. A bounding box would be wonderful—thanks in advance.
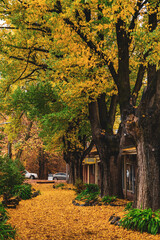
[7,183,160,240]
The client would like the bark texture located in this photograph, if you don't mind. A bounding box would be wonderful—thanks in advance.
[89,98,123,197]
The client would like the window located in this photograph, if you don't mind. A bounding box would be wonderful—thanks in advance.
[90,165,95,175]
[126,164,135,193]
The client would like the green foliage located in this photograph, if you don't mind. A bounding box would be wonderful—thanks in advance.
[5,81,91,153]
[84,184,100,193]
[9,83,57,119]
[55,183,65,189]
[75,184,100,203]
[12,184,32,200]
[75,178,86,194]
[124,202,133,211]
[0,203,8,222]
[0,157,25,199]
[102,195,117,204]
[120,208,160,235]
[0,203,16,240]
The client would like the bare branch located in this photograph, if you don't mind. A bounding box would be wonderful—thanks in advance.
[12,68,40,84]
[8,55,49,69]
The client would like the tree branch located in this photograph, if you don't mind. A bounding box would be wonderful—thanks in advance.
[108,95,118,130]
[8,55,49,69]
[132,64,146,100]
[0,25,50,33]
[13,68,40,84]
[128,0,148,43]
[5,44,50,53]
[63,18,118,84]
[81,139,94,160]
[97,93,108,130]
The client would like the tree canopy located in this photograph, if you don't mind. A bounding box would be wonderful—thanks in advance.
[0,0,160,205]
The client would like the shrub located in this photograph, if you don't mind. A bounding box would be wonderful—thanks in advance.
[55,183,65,189]
[124,201,133,211]
[120,208,160,235]
[75,178,86,194]
[0,157,25,201]
[102,195,117,204]
[0,203,16,239]
[13,184,32,200]
[0,222,16,240]
[85,184,100,193]
[75,184,100,203]
[0,203,8,222]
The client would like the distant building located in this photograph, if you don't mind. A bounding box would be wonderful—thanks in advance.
[83,137,137,200]
[82,145,101,187]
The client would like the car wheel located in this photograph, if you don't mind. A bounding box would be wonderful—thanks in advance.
[53,177,58,180]
[30,175,35,179]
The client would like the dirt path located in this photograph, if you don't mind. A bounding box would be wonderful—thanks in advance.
[7,184,160,240]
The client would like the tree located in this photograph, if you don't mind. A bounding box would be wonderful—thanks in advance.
[0,157,25,202]
[0,0,159,206]
[124,2,160,210]
[0,84,66,179]
[0,0,120,195]
[1,81,93,183]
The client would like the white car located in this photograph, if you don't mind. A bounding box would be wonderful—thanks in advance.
[25,170,38,179]
[52,172,68,180]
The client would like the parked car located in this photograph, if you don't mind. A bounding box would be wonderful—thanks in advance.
[52,172,68,180]
[25,170,38,179]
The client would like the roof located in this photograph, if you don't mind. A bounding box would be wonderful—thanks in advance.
[122,146,137,155]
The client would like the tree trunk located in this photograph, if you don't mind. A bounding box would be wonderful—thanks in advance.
[135,5,160,210]
[135,133,160,210]
[64,151,83,184]
[38,148,48,179]
[89,101,123,197]
[124,69,160,210]
[7,142,12,159]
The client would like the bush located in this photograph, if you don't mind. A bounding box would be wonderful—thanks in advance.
[55,183,65,189]
[120,208,160,235]
[75,179,86,194]
[0,203,8,222]
[102,195,117,204]
[13,184,32,200]
[0,157,25,201]
[85,184,100,193]
[75,184,100,203]
[0,203,16,239]
[0,222,16,240]
[124,201,133,211]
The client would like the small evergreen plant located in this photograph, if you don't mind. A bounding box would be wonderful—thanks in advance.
[55,183,65,189]
[12,183,32,200]
[102,195,117,204]
[76,184,100,203]
[0,157,25,201]
[0,203,16,239]
[75,178,86,194]
[120,208,160,235]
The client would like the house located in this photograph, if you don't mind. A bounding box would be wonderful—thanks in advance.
[122,145,137,200]
[83,138,137,200]
[82,145,101,186]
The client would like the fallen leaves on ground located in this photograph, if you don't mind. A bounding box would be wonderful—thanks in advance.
[7,183,160,240]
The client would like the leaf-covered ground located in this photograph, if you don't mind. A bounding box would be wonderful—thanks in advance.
[7,183,160,240]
